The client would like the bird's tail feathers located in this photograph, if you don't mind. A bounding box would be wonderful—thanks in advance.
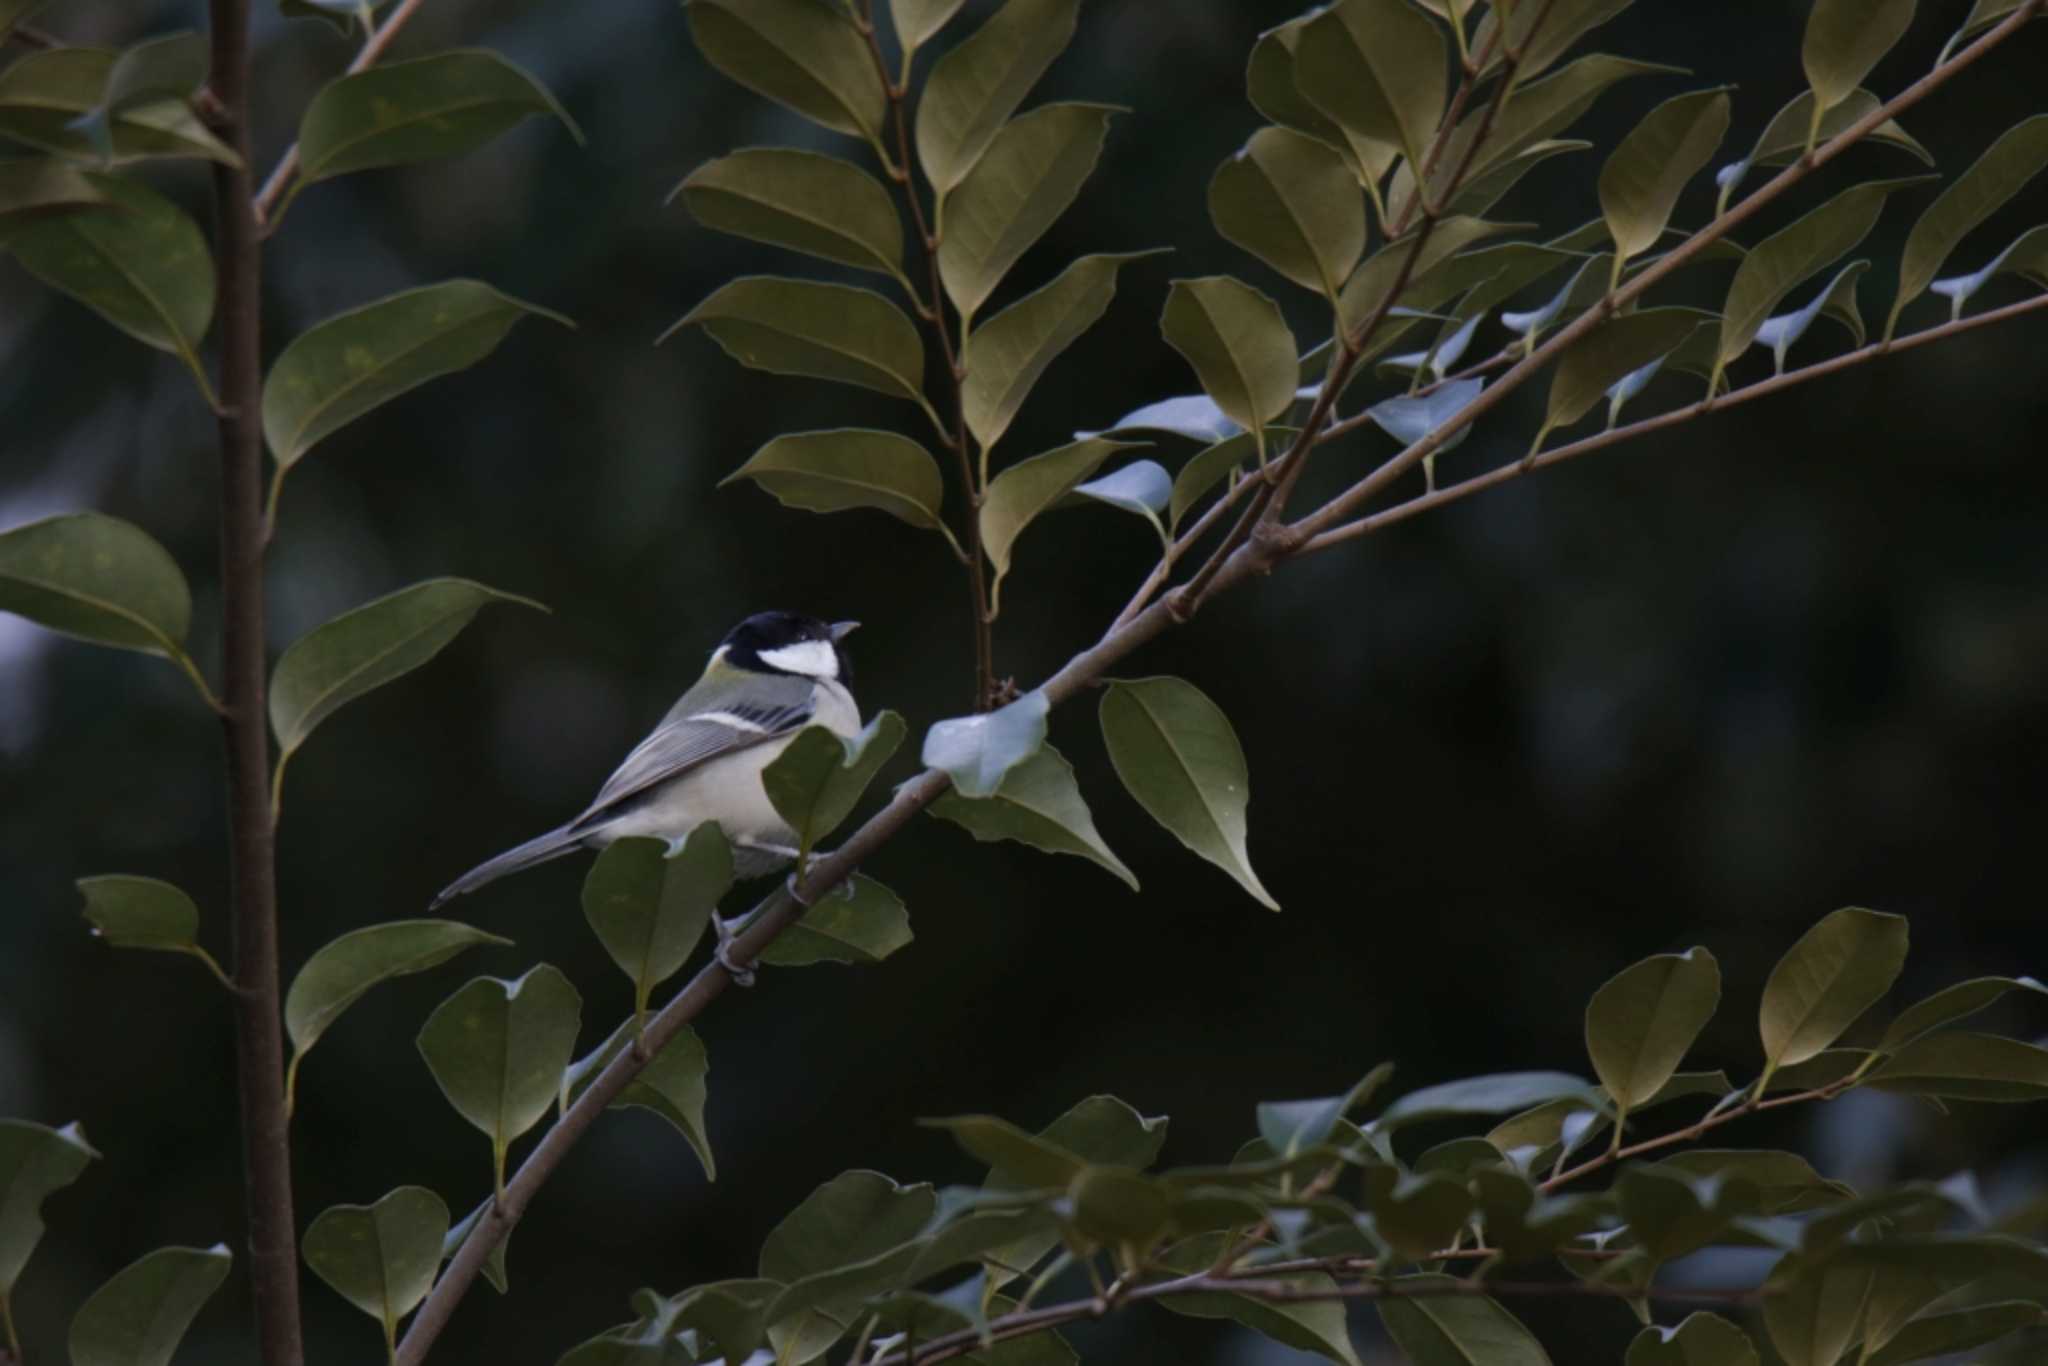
[430,826,584,908]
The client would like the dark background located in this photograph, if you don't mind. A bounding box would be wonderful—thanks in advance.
[4,2,2047,1362]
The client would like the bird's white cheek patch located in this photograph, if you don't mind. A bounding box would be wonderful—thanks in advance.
[758,639,839,678]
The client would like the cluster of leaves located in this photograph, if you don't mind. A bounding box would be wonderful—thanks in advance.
[544,908,2048,1366]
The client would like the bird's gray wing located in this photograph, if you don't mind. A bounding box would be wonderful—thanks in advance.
[569,685,816,830]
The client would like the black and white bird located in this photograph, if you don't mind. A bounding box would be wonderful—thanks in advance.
[432,612,861,934]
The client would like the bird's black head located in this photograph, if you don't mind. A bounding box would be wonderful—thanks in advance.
[720,611,857,683]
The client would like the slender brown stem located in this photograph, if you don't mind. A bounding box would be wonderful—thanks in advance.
[204,1,303,1363]
[2,21,57,48]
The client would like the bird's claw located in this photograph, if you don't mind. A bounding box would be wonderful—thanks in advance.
[786,865,860,908]
[712,912,756,988]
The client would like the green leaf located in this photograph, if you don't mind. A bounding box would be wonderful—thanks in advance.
[582,829,733,1019]
[1171,430,1261,531]
[1867,1031,2048,1101]
[979,437,1141,604]
[1246,16,1394,182]
[668,1280,779,1366]
[68,1245,231,1366]
[1099,675,1277,911]
[1753,258,1870,373]
[926,1114,1088,1190]
[1758,907,1909,1077]
[1628,1313,1759,1366]
[1718,178,1930,372]
[1880,975,2048,1052]
[5,173,214,395]
[0,512,193,664]
[669,276,926,404]
[1294,0,1445,174]
[1599,89,1731,266]
[0,1119,97,1295]
[937,102,1116,318]
[1929,224,2048,317]
[439,1202,511,1297]
[1337,215,1524,336]
[86,34,207,146]
[1376,1072,1597,1130]
[1161,1235,1363,1366]
[930,743,1137,890]
[417,965,583,1190]
[1368,1172,1478,1260]
[1545,308,1710,433]
[722,429,948,532]
[1378,1278,1552,1366]
[1940,0,2039,61]
[1257,1065,1394,1157]
[280,0,392,35]
[75,875,228,986]
[269,578,543,770]
[302,1187,449,1349]
[1067,1166,1172,1251]
[562,1020,717,1178]
[1864,1300,2044,1366]
[687,0,883,141]
[923,690,1049,799]
[1717,89,1932,212]
[1803,0,1915,115]
[1585,947,1722,1112]
[1446,138,1590,219]
[675,148,902,279]
[963,251,1162,451]
[286,918,511,1063]
[1471,0,1638,80]
[759,874,913,967]
[294,50,580,196]
[0,48,238,165]
[916,0,1078,195]
[1889,115,2048,337]
[977,1096,1168,1286]
[1209,126,1365,299]
[890,0,965,51]
[1072,462,1171,539]
[1763,1256,1873,1366]
[1652,1150,1852,1214]
[758,1170,935,1365]
[263,279,570,468]
[1161,277,1297,450]
[0,157,107,232]
[1365,379,1485,469]
[762,710,908,854]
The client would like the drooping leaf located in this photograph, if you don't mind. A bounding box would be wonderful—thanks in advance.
[1446,138,1590,219]
[1599,89,1731,266]
[1366,378,1484,461]
[759,874,914,967]
[936,102,1117,317]
[1099,675,1277,911]
[1928,224,2048,317]
[1867,1031,2048,1101]
[1451,54,1680,194]
[1160,276,1297,450]
[270,578,544,769]
[1472,0,1638,80]
[930,743,1138,890]
[0,513,192,664]
[1628,1312,1759,1366]
[5,173,214,393]
[1939,0,2040,62]
[0,48,237,165]
[1337,215,1525,336]
[667,1280,779,1366]
[916,0,1079,195]
[293,50,580,198]
[1802,0,1916,116]
[1246,15,1394,182]
[1067,1166,1174,1252]
[1889,115,2048,336]
[1385,310,1484,382]
[962,251,1163,451]
[1585,948,1722,1112]
[280,0,393,34]
[582,829,733,1019]
[923,690,1049,799]
[890,0,966,52]
[1651,1150,1851,1214]
[440,1202,509,1296]
[1758,907,1909,1077]
[1753,259,1870,373]
[263,279,570,467]
[417,965,583,1188]
[1257,1064,1394,1158]
[687,0,884,140]
[1763,1256,1873,1366]
[1084,394,1240,443]
[1170,430,1260,531]
[1375,1072,1598,1131]
[0,1119,98,1295]
[926,1114,1088,1190]
[1377,1278,1552,1366]
[979,438,1141,603]
[978,1097,1167,1287]
[562,1020,716,1177]
[762,710,907,854]
[722,429,948,532]
[75,875,226,983]
[1717,88,1932,210]
[667,276,926,404]
[1161,1235,1363,1366]
[1293,0,1445,173]
[302,1187,449,1348]
[758,1170,935,1365]
[1863,1300,2044,1366]
[1880,975,2048,1051]
[676,147,902,278]
[1499,251,1614,349]
[77,34,207,160]
[68,1245,231,1366]
[1209,125,1365,299]
[0,157,106,231]
[1545,308,1710,433]
[1072,461,1171,539]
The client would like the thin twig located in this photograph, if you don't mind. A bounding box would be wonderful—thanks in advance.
[2,21,58,48]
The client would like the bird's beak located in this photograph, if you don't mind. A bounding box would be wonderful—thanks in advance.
[830,620,861,641]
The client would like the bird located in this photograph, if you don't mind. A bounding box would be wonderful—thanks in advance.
[431,610,862,979]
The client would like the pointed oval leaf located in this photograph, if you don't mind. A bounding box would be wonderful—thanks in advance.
[1880,975,2048,1052]
[270,578,544,761]
[0,48,237,164]
[1159,1239,1363,1366]
[1754,258,1869,371]
[1760,907,1909,1072]
[1864,1300,2043,1366]
[979,1096,1167,1286]
[1929,223,2048,315]
[1258,1065,1395,1158]
[916,0,1079,195]
[1764,1258,1873,1366]
[1941,0,2037,60]
[1376,1072,1598,1131]
[1248,20,1363,171]
[1083,394,1239,444]
[760,1169,935,1285]
[582,828,733,1014]
[963,250,1163,451]
[564,1020,716,1178]
[6,173,213,387]
[923,689,1049,799]
[1890,115,2048,334]
[1368,378,1484,451]
[937,102,1116,318]
[417,965,583,1165]
[68,1245,231,1366]
[1170,431,1258,530]
[0,156,108,230]
[263,279,571,467]
[440,1200,510,1296]
[1378,1278,1552,1366]
[1100,675,1277,910]
[1161,276,1297,442]
[688,0,883,140]
[890,0,966,51]
[1803,0,1916,115]
[1294,0,1446,172]
[302,1187,449,1337]
[1472,0,1638,80]
[979,437,1142,600]
[762,710,908,851]
[1750,90,1933,172]
[0,1119,98,1295]
[930,743,1137,890]
[1210,126,1365,298]
[1072,461,1170,528]
[760,874,913,968]
[670,275,925,402]
[84,33,206,128]
[1867,1031,2048,1101]
[1628,1312,1759,1366]
[722,428,947,531]
[0,513,190,659]
[1600,89,1731,265]
[676,148,902,277]
[1586,947,1722,1111]
[75,875,201,955]
[1548,308,1710,431]
[1068,1165,1172,1249]
[286,918,512,1057]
